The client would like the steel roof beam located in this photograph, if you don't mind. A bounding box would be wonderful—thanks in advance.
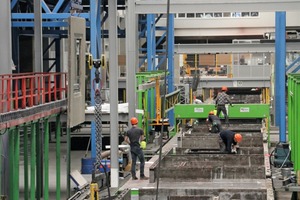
[135,0,300,14]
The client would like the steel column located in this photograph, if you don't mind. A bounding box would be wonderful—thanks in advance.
[9,129,15,199]
[0,134,2,198]
[137,76,144,126]
[167,14,175,126]
[44,119,49,200]
[275,12,286,142]
[34,0,43,73]
[0,1,12,197]
[108,0,119,188]
[14,127,20,200]
[36,121,42,200]
[147,14,156,71]
[55,116,61,200]
[66,127,71,197]
[146,14,156,132]
[126,0,138,123]
[30,122,36,200]
[23,125,29,200]
[144,89,149,140]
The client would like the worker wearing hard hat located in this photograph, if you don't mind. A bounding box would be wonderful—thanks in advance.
[124,117,149,180]
[219,129,242,154]
[206,111,222,133]
[215,86,232,126]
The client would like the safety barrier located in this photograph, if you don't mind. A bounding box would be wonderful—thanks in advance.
[0,72,67,113]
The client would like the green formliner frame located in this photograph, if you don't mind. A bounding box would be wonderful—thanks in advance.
[174,104,270,119]
[172,103,270,136]
[288,73,300,171]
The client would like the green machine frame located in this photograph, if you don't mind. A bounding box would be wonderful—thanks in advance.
[174,103,270,134]
[136,71,180,141]
[288,74,300,173]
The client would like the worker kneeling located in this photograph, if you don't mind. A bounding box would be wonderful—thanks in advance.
[206,111,222,133]
[219,130,242,154]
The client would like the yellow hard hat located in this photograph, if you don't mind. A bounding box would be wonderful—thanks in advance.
[140,141,147,149]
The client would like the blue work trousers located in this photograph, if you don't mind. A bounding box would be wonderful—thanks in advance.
[131,146,145,177]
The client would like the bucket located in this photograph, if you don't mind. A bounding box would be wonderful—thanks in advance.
[81,157,96,174]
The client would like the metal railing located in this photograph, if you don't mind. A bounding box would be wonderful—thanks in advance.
[0,72,67,113]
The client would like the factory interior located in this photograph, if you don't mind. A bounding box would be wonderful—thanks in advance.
[1,0,300,200]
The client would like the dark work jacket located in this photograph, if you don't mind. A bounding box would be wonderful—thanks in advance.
[125,126,143,153]
[220,130,237,153]
[207,115,221,124]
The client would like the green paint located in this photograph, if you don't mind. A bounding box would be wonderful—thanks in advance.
[44,119,49,200]
[174,104,270,119]
[174,104,270,133]
[36,121,41,200]
[56,115,61,200]
[131,188,139,195]
[287,74,300,171]
[0,134,1,198]
[67,127,71,198]
[24,125,29,200]
[30,123,36,200]
[14,127,20,200]
[8,129,14,199]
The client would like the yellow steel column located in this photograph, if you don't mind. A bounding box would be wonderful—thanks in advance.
[266,87,270,104]
[90,183,99,200]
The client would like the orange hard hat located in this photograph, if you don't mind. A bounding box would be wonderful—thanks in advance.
[209,111,214,115]
[130,117,138,125]
[234,133,242,143]
[221,86,228,91]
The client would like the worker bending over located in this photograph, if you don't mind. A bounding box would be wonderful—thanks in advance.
[206,111,222,133]
[219,129,242,154]
[215,86,232,126]
[124,117,149,180]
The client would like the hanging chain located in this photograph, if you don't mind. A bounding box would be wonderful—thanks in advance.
[93,60,102,169]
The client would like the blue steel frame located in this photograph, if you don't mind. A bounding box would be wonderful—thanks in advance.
[275,11,286,143]
[89,0,102,158]
[11,0,102,157]
[140,14,175,126]
[11,0,90,27]
[286,56,300,73]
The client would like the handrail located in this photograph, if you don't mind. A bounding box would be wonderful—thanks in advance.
[0,72,67,114]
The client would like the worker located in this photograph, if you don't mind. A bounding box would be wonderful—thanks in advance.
[124,117,149,180]
[215,86,232,126]
[219,130,242,154]
[206,111,222,133]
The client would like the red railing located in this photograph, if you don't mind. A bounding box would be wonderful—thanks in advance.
[0,72,67,114]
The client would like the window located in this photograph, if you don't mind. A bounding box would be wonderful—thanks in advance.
[178,13,186,18]
[187,13,195,18]
[74,39,81,92]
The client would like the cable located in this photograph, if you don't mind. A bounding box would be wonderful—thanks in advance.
[0,126,8,135]
[155,1,170,200]
[279,145,291,169]
[99,162,111,199]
